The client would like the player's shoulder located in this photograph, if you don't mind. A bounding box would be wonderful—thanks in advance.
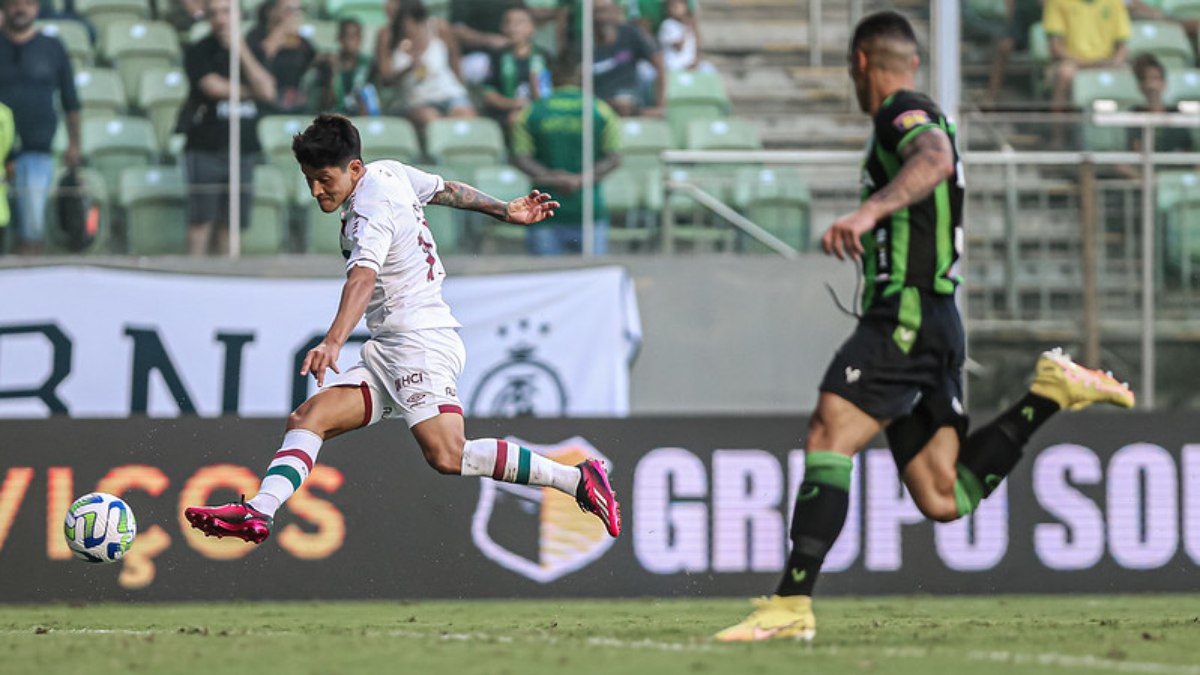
[876,90,943,131]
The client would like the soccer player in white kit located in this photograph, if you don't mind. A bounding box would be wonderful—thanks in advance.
[185,114,621,544]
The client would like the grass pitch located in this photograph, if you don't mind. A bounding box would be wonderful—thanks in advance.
[1,596,1197,675]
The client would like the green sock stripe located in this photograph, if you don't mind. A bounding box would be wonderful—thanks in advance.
[515,447,532,485]
[804,451,853,492]
[266,465,303,492]
[954,463,985,517]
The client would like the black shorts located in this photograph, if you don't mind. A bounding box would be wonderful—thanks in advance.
[819,289,968,468]
[183,150,257,229]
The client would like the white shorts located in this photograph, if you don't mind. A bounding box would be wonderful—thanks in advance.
[323,328,466,428]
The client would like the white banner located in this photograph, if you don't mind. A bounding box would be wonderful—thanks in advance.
[0,266,641,418]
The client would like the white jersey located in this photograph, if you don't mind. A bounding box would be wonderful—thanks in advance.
[342,160,461,336]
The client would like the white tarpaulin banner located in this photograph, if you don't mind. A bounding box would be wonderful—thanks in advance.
[0,266,641,418]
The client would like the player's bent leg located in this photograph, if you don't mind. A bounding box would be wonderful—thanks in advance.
[411,411,468,475]
[184,384,370,544]
[902,427,963,523]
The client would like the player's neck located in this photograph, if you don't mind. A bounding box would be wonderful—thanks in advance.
[868,74,915,116]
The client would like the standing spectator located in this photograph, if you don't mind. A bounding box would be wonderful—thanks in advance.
[593,0,664,117]
[1044,0,1130,145]
[316,18,377,115]
[180,0,276,255]
[247,0,316,113]
[0,0,80,256]
[1128,53,1193,152]
[512,56,621,255]
[482,5,550,128]
[657,0,711,72]
[376,0,475,132]
[449,0,521,84]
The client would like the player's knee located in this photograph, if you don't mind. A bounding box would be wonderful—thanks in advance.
[915,496,960,523]
[286,404,321,434]
[423,442,464,475]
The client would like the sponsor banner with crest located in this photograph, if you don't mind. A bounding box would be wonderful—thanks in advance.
[0,266,641,418]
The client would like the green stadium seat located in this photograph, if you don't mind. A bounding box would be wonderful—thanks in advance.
[74,68,127,119]
[352,115,421,163]
[244,164,288,254]
[685,118,762,151]
[46,167,111,254]
[1165,68,1200,104]
[425,118,506,176]
[1072,69,1142,151]
[966,0,1007,21]
[1127,21,1195,69]
[1155,170,1200,282]
[618,116,673,170]
[472,165,531,253]
[603,166,657,249]
[101,20,182,106]
[38,20,93,70]
[324,0,388,27]
[665,70,730,147]
[83,116,159,201]
[258,114,311,199]
[119,165,187,254]
[1163,0,1200,19]
[138,68,188,153]
[664,165,735,251]
[298,20,339,54]
[75,0,150,35]
[732,166,810,253]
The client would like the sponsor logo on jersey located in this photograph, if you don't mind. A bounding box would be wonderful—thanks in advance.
[471,437,615,583]
[405,392,426,405]
[398,372,425,388]
[892,109,932,132]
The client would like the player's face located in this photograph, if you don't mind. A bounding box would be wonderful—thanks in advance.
[302,160,364,213]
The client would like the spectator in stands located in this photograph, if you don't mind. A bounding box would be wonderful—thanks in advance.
[376,0,475,132]
[448,0,522,85]
[593,0,664,117]
[180,0,276,255]
[0,0,80,256]
[1126,0,1200,39]
[657,0,710,72]
[247,0,316,113]
[163,0,208,32]
[483,5,550,129]
[316,18,378,115]
[1128,53,1194,152]
[962,0,1042,106]
[1044,0,1131,146]
[512,55,621,255]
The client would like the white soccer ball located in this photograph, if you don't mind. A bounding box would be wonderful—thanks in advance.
[63,492,137,564]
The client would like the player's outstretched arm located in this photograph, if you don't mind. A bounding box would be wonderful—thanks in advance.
[430,180,561,225]
[823,128,956,260]
[301,265,376,386]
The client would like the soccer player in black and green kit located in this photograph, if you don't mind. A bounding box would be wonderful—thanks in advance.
[715,11,1135,642]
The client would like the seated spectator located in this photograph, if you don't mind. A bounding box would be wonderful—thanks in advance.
[316,18,379,115]
[1128,53,1193,153]
[512,55,621,255]
[247,0,316,113]
[449,0,522,84]
[593,0,664,117]
[376,0,475,130]
[1045,0,1131,146]
[483,5,550,128]
[180,0,276,255]
[657,0,711,72]
[962,0,1041,106]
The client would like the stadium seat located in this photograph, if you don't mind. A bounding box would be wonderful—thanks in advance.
[472,165,531,254]
[138,68,188,152]
[425,118,506,176]
[74,68,127,120]
[966,0,1007,21]
[663,166,735,251]
[1127,21,1195,69]
[298,21,339,54]
[1163,0,1200,19]
[1072,69,1142,151]
[352,116,421,163]
[685,118,762,152]
[603,166,658,250]
[324,0,388,27]
[665,70,730,147]
[46,167,111,254]
[38,20,93,70]
[618,116,673,170]
[258,115,311,198]
[1165,68,1200,104]
[82,116,159,201]
[244,164,288,254]
[1156,170,1200,285]
[732,166,810,253]
[119,165,187,254]
[75,0,150,34]
[101,20,182,106]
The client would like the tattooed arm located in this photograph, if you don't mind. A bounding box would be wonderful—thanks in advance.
[430,180,561,225]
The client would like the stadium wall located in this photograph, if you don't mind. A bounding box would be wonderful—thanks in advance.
[1,415,1196,601]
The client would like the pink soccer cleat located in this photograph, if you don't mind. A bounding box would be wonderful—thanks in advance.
[184,497,272,544]
[575,459,622,537]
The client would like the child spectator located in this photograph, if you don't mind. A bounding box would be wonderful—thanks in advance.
[316,18,379,115]
[376,0,476,130]
[657,0,710,72]
[1128,53,1193,153]
[483,5,550,127]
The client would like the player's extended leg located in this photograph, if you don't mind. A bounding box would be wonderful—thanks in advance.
[184,384,369,543]
[715,392,883,642]
[411,412,622,537]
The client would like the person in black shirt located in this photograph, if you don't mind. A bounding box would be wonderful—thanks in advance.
[1127,53,1194,153]
[715,11,1135,643]
[180,0,276,255]
[593,0,663,117]
[0,0,80,255]
[246,0,316,113]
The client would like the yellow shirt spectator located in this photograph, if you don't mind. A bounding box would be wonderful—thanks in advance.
[1043,0,1132,63]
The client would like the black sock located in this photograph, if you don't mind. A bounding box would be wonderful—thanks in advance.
[959,392,1060,496]
[776,452,851,597]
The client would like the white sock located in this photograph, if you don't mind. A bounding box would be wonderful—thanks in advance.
[247,429,323,518]
[461,438,580,496]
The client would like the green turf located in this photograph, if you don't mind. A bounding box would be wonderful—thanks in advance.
[1,596,1198,675]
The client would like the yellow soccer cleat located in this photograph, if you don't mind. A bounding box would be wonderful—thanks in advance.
[713,595,816,642]
[1030,347,1136,411]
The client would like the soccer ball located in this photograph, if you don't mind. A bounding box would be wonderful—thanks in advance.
[63,492,137,564]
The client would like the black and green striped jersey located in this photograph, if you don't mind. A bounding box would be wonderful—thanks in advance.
[859,89,963,315]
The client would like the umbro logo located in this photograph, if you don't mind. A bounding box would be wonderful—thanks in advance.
[845,367,862,384]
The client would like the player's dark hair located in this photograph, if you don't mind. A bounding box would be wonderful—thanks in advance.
[851,10,918,52]
[1133,52,1165,82]
[292,113,362,169]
